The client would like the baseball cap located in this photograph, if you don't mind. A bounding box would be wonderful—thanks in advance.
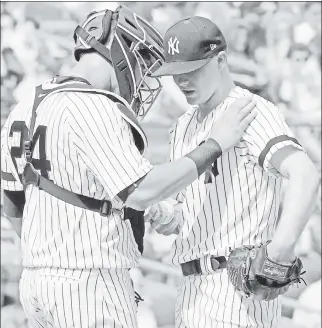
[151,16,227,77]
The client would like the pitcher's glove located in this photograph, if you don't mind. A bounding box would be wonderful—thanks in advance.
[227,241,305,301]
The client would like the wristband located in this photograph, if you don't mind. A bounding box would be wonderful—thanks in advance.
[185,138,222,176]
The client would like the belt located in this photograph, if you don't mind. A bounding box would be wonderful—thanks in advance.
[180,255,227,276]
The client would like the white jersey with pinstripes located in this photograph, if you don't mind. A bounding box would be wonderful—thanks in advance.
[1,80,152,270]
[169,86,304,265]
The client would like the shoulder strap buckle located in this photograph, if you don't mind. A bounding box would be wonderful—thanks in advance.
[100,200,112,217]
[22,162,40,187]
[24,140,33,162]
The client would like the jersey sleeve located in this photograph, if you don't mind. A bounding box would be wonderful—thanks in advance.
[1,112,24,191]
[67,92,153,201]
[243,96,305,174]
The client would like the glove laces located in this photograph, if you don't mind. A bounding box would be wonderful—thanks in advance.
[292,271,307,286]
[135,291,144,305]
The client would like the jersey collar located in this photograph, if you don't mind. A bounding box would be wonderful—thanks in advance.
[53,75,92,86]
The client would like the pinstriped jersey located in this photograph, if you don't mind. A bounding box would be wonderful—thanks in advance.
[169,86,304,265]
[1,79,152,269]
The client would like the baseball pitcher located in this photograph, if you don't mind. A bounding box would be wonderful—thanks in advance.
[147,16,320,328]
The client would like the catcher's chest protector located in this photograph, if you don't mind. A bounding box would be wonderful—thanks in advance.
[25,76,147,254]
[37,76,147,154]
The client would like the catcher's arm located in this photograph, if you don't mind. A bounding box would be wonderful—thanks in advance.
[267,145,320,263]
[121,97,256,210]
[2,190,25,238]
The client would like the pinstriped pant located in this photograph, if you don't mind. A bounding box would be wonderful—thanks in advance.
[19,267,138,328]
[175,269,281,328]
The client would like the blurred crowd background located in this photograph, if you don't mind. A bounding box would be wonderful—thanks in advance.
[1,2,321,328]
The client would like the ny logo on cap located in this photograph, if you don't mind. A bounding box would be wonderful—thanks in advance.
[168,37,180,55]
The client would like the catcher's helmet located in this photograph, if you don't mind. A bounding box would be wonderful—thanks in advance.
[73,5,164,117]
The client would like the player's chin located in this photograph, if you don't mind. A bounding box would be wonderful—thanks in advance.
[185,95,199,105]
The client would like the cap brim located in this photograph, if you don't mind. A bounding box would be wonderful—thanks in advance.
[151,57,212,77]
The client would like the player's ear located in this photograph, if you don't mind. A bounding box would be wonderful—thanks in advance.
[216,51,227,71]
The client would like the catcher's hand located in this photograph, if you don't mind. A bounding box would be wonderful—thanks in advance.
[144,200,182,235]
[227,241,305,301]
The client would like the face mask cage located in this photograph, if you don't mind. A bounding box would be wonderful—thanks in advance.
[131,41,163,119]
[74,6,164,118]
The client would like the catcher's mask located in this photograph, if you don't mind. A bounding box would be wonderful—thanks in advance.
[73,5,164,118]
